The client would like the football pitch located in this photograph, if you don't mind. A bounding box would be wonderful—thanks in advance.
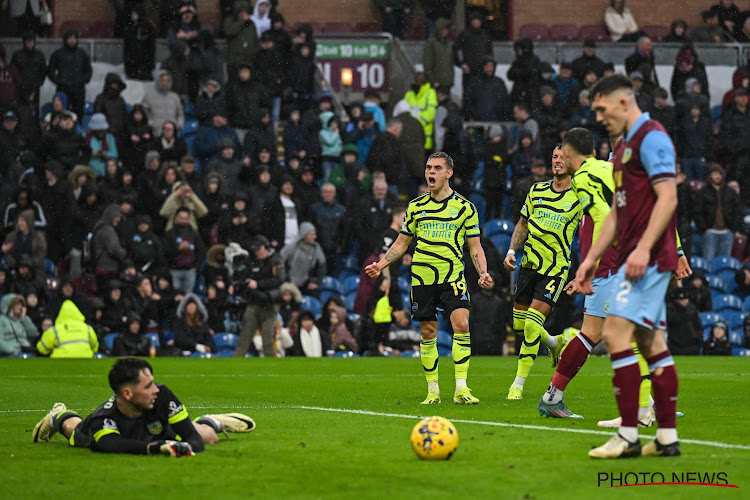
[1,356,748,499]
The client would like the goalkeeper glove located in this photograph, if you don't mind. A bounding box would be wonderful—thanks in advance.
[148,440,195,457]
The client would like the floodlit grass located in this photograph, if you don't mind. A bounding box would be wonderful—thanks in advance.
[1,356,748,499]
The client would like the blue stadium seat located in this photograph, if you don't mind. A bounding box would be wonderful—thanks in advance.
[213,332,238,351]
[338,269,358,281]
[485,218,514,237]
[437,346,452,356]
[732,347,750,356]
[190,352,211,358]
[347,313,361,323]
[715,294,743,313]
[400,350,420,357]
[321,276,342,294]
[715,269,738,293]
[343,275,360,295]
[436,330,452,348]
[81,114,92,131]
[44,258,57,277]
[711,256,742,273]
[84,101,95,115]
[400,265,411,280]
[301,295,322,318]
[729,330,745,347]
[724,310,745,330]
[702,327,711,342]
[319,290,337,304]
[690,256,709,273]
[401,293,410,311]
[183,101,196,119]
[343,255,359,272]
[8,352,37,358]
[214,349,235,357]
[344,292,356,313]
[398,276,411,293]
[181,118,199,137]
[104,333,119,352]
[490,233,512,254]
[707,275,728,293]
[334,350,360,357]
[146,332,161,350]
[699,312,724,328]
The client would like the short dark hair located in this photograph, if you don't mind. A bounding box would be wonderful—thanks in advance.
[589,74,634,101]
[109,358,153,394]
[514,102,530,114]
[702,9,718,21]
[653,87,669,100]
[427,151,454,170]
[562,128,595,157]
[175,206,192,218]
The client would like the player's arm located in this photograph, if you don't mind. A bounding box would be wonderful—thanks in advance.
[467,236,493,288]
[503,216,528,271]
[365,232,413,278]
[626,180,677,281]
[158,385,205,452]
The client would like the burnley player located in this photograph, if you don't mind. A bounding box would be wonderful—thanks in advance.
[578,74,681,458]
[366,152,494,405]
[32,358,255,455]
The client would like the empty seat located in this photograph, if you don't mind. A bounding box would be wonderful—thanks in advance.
[321,276,343,294]
[146,332,161,350]
[213,332,238,351]
[715,269,738,293]
[642,25,668,41]
[578,24,610,41]
[698,312,724,328]
[707,275,728,293]
[690,256,709,273]
[549,24,579,41]
[724,310,745,330]
[485,218,514,237]
[343,292,356,312]
[398,276,411,293]
[711,256,742,273]
[181,119,199,137]
[301,295,322,317]
[519,24,550,41]
[729,330,745,347]
[491,234,512,255]
[104,333,119,353]
[715,294,743,313]
[343,275,360,295]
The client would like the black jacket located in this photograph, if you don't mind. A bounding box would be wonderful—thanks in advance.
[113,332,150,356]
[666,300,703,355]
[47,37,92,90]
[507,38,541,108]
[225,78,269,129]
[571,53,607,82]
[164,223,205,270]
[365,131,405,189]
[10,46,47,95]
[252,48,286,97]
[123,16,156,80]
[40,128,91,171]
[93,74,129,138]
[468,71,508,121]
[453,24,492,74]
[241,250,286,306]
[693,183,742,233]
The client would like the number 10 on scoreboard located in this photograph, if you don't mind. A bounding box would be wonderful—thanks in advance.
[317,61,388,92]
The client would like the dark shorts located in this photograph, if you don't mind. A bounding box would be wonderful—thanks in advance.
[410,281,471,322]
[514,267,565,308]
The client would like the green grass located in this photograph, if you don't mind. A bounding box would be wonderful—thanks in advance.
[1,356,748,499]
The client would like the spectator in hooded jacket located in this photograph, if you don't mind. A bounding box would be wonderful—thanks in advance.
[46,30,92,120]
[468,57,508,121]
[174,293,217,353]
[165,207,206,295]
[423,18,454,90]
[39,110,90,171]
[112,313,151,357]
[678,105,712,180]
[2,209,46,277]
[287,42,315,113]
[121,104,154,170]
[94,73,129,142]
[666,288,703,355]
[196,78,226,125]
[0,294,38,356]
[10,30,46,110]
[86,113,119,178]
[123,6,156,81]
[141,71,184,137]
[290,309,326,357]
[670,45,710,104]
[703,320,732,355]
[92,204,128,292]
[225,64,269,135]
[156,121,188,164]
[224,0,259,77]
[687,270,713,312]
[37,300,98,358]
[161,41,195,103]
[280,222,326,296]
[253,31,286,123]
[283,107,310,159]
[507,37,541,110]
[453,11,492,111]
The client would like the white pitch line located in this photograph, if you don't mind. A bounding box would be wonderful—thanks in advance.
[290,405,750,451]
[6,402,750,450]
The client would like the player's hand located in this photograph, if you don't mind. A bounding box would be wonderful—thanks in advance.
[674,255,692,280]
[625,246,649,282]
[478,272,493,288]
[503,253,517,271]
[575,258,596,295]
[564,280,579,295]
[148,440,195,457]
[365,262,381,279]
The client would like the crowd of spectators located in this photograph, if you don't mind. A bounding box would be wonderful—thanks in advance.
[1,0,750,358]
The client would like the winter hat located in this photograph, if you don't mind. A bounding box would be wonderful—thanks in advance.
[341,144,359,157]
[540,85,557,97]
[88,113,109,131]
[629,71,644,81]
[583,39,596,48]
[685,77,699,93]
[488,124,504,138]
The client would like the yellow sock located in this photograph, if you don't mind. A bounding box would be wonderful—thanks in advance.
[633,342,651,408]
[421,336,439,383]
[452,333,471,380]
[516,308,546,379]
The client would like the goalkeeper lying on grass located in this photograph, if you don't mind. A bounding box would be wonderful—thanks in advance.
[32,358,255,457]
